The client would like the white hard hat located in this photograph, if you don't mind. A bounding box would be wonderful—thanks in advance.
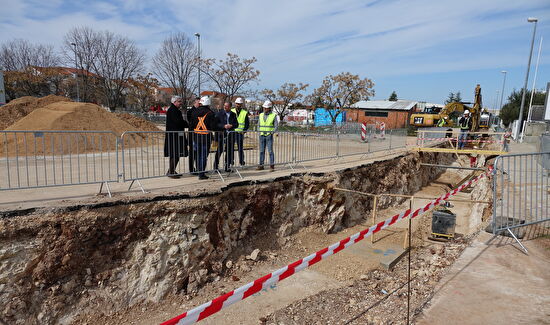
[262,100,273,108]
[200,96,211,106]
[235,97,244,104]
[464,110,470,114]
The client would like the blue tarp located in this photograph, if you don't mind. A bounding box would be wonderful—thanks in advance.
[314,108,345,126]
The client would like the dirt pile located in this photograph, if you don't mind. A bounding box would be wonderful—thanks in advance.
[115,113,161,132]
[1,102,149,156]
[0,95,71,130]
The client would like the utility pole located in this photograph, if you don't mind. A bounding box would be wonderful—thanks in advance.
[194,33,201,97]
[517,17,538,140]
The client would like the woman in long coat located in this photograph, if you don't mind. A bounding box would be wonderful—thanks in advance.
[164,96,188,177]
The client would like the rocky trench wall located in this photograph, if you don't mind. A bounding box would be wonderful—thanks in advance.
[0,151,454,324]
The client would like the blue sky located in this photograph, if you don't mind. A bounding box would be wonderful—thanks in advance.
[1,0,549,105]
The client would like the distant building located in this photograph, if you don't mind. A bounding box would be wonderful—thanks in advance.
[347,100,418,129]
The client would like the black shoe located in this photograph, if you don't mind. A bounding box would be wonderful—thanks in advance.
[224,168,231,173]
[270,165,275,172]
[198,174,209,180]
[240,162,246,166]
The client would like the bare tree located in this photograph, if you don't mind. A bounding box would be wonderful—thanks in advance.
[63,27,145,110]
[63,27,101,102]
[202,53,260,103]
[261,82,309,122]
[91,31,145,111]
[152,32,197,103]
[310,72,374,124]
[0,39,61,98]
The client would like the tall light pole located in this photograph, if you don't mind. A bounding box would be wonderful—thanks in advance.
[499,70,507,112]
[70,42,80,102]
[527,36,543,122]
[194,33,201,97]
[517,17,538,139]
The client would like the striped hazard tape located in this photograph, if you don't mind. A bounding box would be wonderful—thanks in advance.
[161,167,492,325]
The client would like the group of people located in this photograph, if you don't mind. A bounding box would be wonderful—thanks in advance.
[163,95,277,180]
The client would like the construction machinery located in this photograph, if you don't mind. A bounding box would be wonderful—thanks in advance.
[410,84,484,131]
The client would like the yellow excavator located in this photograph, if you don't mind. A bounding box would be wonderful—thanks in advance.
[410,84,486,131]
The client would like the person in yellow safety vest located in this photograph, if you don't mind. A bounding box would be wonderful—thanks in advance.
[231,97,250,166]
[190,96,217,180]
[257,100,278,171]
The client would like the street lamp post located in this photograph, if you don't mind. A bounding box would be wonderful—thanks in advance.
[70,42,80,102]
[499,70,507,112]
[194,33,201,97]
[517,17,538,140]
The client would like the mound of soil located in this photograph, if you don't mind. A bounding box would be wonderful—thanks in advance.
[0,95,71,130]
[1,102,148,156]
[115,113,161,132]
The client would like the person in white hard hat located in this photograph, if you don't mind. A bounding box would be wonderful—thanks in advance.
[457,110,472,149]
[231,97,249,166]
[190,96,217,179]
[257,100,278,171]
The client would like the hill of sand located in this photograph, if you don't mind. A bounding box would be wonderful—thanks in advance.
[0,95,71,130]
[2,102,155,156]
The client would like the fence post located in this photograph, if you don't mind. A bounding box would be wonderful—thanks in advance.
[292,132,297,165]
[389,129,393,150]
[335,125,340,158]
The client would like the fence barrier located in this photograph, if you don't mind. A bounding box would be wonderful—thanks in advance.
[492,151,550,253]
[0,131,118,195]
[0,128,409,193]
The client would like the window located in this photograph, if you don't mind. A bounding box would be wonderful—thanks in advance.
[364,111,388,117]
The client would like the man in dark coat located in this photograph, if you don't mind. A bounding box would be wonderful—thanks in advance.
[190,96,217,180]
[164,95,188,178]
[214,102,238,172]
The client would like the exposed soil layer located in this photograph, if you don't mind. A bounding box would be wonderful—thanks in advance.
[0,151,455,324]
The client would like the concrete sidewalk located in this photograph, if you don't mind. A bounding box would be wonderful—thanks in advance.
[417,231,550,325]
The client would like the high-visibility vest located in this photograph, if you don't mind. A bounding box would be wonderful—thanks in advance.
[259,112,276,136]
[194,114,209,134]
[459,117,470,130]
[231,108,248,132]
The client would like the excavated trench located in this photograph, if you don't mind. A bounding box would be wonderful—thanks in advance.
[0,151,460,324]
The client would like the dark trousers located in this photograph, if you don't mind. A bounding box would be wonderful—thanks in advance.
[214,133,235,171]
[235,132,245,165]
[193,134,211,176]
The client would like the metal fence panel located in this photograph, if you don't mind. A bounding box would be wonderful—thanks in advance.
[492,152,550,236]
[0,131,118,190]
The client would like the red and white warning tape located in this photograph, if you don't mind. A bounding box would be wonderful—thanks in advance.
[161,168,492,325]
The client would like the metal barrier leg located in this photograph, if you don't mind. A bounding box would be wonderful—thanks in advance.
[232,167,244,179]
[128,179,146,193]
[215,169,225,182]
[506,228,528,255]
[98,181,113,198]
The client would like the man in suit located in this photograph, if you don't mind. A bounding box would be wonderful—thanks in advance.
[163,95,188,178]
[214,102,238,172]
